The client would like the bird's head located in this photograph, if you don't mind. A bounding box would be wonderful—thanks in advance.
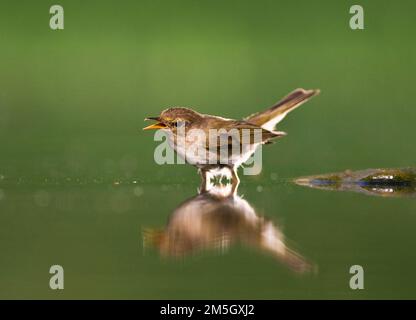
[143,107,202,132]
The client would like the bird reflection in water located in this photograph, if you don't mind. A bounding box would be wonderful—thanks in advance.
[143,169,314,274]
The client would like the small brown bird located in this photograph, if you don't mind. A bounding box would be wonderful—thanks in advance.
[144,88,320,191]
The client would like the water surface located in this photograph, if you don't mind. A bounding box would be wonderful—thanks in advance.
[1,0,416,299]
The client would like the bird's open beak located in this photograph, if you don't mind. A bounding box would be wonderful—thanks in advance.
[143,117,167,130]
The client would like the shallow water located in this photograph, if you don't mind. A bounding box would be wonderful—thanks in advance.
[1,0,416,299]
[1,172,416,299]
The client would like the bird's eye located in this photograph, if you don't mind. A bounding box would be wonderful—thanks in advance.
[173,120,186,128]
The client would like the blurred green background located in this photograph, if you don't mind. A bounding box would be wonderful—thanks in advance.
[1,0,416,299]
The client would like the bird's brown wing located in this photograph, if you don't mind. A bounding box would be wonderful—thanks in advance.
[245,88,320,131]
[203,121,285,153]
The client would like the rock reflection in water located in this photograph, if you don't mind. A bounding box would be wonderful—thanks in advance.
[143,183,313,274]
[294,168,416,198]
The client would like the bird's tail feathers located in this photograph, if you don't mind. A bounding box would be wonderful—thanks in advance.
[245,88,320,131]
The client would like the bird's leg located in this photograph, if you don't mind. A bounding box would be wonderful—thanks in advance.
[230,167,240,195]
[198,168,208,194]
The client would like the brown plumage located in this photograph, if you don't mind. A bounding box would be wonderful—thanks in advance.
[144,88,320,191]
[245,88,320,130]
